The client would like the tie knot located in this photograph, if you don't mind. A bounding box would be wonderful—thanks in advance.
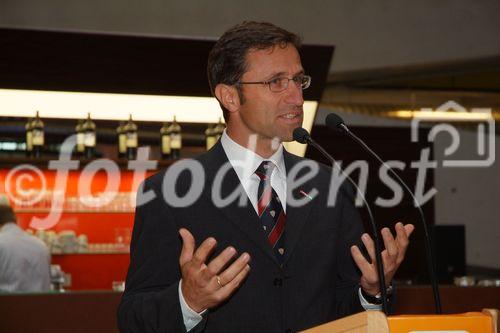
[255,161,275,181]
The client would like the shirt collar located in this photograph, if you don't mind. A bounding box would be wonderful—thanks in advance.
[0,223,20,234]
[220,130,286,181]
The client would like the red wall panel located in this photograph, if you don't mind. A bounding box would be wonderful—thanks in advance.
[0,167,156,290]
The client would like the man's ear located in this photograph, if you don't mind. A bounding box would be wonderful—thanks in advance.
[214,84,240,113]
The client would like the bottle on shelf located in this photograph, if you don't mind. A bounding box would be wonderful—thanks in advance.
[124,114,138,160]
[205,123,216,151]
[25,117,33,157]
[160,121,171,159]
[82,113,96,159]
[31,111,44,158]
[116,121,126,159]
[168,116,182,160]
[75,119,85,156]
[213,117,225,142]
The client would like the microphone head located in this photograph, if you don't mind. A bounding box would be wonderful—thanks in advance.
[292,127,310,144]
[325,113,347,132]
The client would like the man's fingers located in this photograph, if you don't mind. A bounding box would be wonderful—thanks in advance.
[217,252,251,285]
[203,246,237,280]
[404,223,415,237]
[217,264,251,298]
[381,249,392,271]
[179,228,195,267]
[396,222,414,239]
[395,222,413,263]
[382,227,398,259]
[350,245,372,274]
[193,237,218,266]
[361,233,376,264]
[395,222,406,240]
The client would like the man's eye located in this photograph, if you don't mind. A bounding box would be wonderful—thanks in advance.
[269,77,283,85]
[293,75,304,84]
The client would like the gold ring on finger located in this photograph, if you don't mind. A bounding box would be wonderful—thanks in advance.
[216,275,223,288]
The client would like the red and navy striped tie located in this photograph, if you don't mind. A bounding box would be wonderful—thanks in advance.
[255,161,286,263]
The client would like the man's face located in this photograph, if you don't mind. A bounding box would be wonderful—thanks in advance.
[233,44,304,143]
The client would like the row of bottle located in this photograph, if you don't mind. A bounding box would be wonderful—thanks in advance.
[25,111,45,157]
[25,112,225,159]
[75,113,97,158]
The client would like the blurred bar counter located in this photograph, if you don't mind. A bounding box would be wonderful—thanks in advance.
[1,286,499,333]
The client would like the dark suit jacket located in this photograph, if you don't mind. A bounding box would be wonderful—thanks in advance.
[117,141,365,333]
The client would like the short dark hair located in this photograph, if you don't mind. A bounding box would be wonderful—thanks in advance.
[0,204,16,225]
[207,21,302,121]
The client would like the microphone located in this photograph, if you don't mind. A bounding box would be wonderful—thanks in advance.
[325,113,349,133]
[293,127,390,314]
[325,113,442,314]
[292,127,310,144]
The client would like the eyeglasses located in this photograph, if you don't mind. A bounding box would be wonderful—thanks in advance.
[238,74,311,93]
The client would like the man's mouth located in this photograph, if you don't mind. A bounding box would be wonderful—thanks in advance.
[279,112,302,121]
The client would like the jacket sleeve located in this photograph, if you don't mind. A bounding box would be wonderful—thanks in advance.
[117,178,207,333]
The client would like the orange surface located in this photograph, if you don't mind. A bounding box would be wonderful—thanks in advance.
[388,312,494,333]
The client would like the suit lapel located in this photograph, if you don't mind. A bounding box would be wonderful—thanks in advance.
[282,149,316,265]
[203,142,279,266]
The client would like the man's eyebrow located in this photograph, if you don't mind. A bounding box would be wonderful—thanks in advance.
[265,71,287,80]
[265,69,305,80]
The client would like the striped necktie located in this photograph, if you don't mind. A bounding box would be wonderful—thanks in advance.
[255,161,286,263]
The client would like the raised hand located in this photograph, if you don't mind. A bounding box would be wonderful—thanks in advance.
[179,228,251,312]
[350,222,415,296]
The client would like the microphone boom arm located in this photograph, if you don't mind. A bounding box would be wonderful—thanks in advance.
[340,126,442,314]
[305,135,391,314]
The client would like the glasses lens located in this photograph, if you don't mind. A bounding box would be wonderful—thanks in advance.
[269,75,311,92]
[269,78,287,92]
[301,75,311,90]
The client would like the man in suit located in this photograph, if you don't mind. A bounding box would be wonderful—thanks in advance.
[118,21,414,333]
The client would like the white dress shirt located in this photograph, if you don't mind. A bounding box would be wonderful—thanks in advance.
[219,130,287,214]
[179,132,381,331]
[0,223,51,292]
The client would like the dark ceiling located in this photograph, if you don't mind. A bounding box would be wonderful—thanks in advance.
[328,55,500,93]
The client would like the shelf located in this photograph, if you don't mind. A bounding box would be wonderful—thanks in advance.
[0,156,178,170]
[50,243,130,255]
[52,251,129,255]
[14,209,134,214]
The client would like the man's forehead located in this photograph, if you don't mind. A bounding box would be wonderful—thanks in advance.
[243,44,303,77]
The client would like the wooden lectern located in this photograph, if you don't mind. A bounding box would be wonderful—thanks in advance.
[301,309,498,333]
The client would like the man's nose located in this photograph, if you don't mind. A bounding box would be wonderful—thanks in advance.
[284,80,304,106]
